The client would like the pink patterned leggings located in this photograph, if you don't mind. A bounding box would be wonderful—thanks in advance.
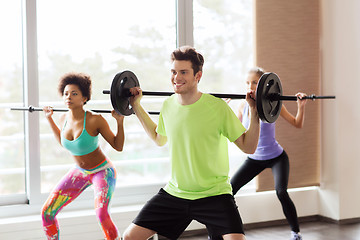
[41,160,119,240]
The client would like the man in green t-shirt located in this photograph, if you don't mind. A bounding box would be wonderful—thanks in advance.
[123,46,260,240]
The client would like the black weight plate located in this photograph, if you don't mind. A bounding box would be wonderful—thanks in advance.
[110,71,139,116]
[256,72,282,123]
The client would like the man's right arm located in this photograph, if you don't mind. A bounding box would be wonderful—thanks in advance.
[130,87,167,146]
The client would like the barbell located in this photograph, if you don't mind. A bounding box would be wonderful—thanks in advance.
[102,70,335,123]
[11,70,335,123]
[11,105,111,113]
[10,105,160,115]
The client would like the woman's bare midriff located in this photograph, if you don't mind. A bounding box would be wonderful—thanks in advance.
[72,147,107,169]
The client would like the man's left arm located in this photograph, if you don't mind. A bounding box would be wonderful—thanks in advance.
[233,91,260,154]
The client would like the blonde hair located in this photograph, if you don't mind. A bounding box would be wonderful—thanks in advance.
[248,67,265,78]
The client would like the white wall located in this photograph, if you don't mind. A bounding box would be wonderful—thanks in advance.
[320,0,360,220]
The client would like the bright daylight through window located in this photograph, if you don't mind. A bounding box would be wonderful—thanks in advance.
[0,0,253,210]
[0,0,25,204]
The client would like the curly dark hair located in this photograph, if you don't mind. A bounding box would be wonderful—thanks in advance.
[170,46,204,75]
[58,72,92,105]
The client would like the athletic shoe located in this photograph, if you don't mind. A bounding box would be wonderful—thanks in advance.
[291,231,302,240]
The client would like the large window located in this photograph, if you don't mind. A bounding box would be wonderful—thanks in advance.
[194,0,253,93]
[0,0,253,214]
[0,0,26,204]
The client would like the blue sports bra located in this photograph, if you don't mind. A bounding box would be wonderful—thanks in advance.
[61,111,99,156]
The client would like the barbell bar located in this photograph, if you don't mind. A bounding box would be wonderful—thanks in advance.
[10,105,161,115]
[11,105,110,113]
[269,94,335,101]
[102,90,335,101]
[102,70,335,123]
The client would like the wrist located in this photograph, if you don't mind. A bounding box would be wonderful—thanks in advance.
[131,102,142,113]
[298,105,305,110]
[117,117,124,123]
[249,107,258,117]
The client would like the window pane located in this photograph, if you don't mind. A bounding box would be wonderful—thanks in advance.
[37,0,176,192]
[0,0,26,198]
[193,0,254,184]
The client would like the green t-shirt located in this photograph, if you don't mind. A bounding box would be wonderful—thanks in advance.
[156,93,246,200]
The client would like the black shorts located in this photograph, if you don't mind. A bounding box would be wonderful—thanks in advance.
[133,188,244,240]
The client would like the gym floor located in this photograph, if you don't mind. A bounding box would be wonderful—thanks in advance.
[176,220,360,240]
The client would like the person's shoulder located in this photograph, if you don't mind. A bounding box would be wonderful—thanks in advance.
[203,94,232,114]
[58,113,67,125]
[163,94,177,105]
[86,110,106,124]
[203,93,226,105]
[86,110,101,117]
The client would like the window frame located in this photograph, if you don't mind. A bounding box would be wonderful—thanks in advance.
[23,0,42,206]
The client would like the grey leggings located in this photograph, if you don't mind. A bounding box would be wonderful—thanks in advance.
[231,151,300,233]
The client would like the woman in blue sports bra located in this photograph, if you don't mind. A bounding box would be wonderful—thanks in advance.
[41,72,124,240]
[231,67,307,240]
